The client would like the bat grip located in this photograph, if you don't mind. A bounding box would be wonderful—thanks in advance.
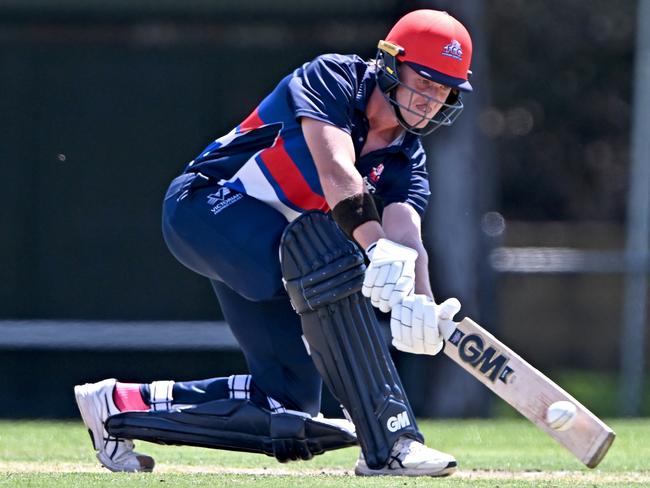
[439,320,458,341]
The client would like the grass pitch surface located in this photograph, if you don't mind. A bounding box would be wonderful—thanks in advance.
[0,418,648,487]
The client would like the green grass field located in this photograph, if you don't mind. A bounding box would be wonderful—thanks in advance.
[1,418,649,487]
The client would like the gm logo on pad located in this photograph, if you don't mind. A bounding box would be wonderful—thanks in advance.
[387,411,411,432]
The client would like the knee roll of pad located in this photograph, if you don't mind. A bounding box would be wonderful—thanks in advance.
[282,218,365,313]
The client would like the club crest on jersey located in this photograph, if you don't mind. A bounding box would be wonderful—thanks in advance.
[441,39,463,61]
[206,186,243,215]
[363,163,384,194]
[369,163,384,184]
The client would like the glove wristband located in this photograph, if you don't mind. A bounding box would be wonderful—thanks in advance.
[331,192,380,238]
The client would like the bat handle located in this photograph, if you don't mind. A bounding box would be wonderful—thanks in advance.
[439,320,458,341]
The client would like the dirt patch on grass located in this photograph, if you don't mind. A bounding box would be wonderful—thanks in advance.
[457,470,650,483]
[0,462,106,474]
[1,462,648,483]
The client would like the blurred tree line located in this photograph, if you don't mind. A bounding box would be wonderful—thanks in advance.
[0,0,642,418]
[483,0,636,221]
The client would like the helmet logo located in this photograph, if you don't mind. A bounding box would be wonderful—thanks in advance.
[441,39,463,61]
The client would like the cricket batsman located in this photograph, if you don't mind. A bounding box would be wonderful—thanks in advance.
[74,9,473,477]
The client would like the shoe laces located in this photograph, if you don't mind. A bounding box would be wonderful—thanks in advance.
[104,435,135,459]
[393,437,427,459]
[358,437,429,467]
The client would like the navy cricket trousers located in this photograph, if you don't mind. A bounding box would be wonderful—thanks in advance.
[161,172,322,415]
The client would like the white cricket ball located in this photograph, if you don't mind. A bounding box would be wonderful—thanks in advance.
[546,400,577,431]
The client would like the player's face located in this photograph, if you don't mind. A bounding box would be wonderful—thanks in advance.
[395,65,453,128]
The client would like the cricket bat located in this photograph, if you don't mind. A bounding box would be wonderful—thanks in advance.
[439,317,615,468]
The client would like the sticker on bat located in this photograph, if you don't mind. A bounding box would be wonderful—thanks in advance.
[448,329,515,384]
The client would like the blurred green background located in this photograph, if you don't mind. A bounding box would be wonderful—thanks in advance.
[1,1,647,419]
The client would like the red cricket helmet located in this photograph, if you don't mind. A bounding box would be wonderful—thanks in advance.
[385,9,473,92]
[375,9,473,135]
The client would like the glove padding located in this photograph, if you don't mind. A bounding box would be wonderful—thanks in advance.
[362,239,417,313]
[391,295,461,356]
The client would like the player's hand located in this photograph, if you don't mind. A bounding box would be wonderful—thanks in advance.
[362,239,417,313]
[390,295,461,355]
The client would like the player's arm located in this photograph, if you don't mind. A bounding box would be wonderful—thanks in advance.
[301,117,385,248]
[382,203,461,357]
[382,201,432,298]
[301,117,417,313]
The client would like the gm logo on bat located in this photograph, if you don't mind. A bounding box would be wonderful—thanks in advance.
[448,329,515,384]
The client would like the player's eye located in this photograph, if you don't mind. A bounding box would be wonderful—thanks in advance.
[417,78,432,90]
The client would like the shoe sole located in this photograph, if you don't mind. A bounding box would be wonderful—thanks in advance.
[355,461,457,477]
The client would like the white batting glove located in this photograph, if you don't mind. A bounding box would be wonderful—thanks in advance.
[362,239,417,313]
[390,295,461,356]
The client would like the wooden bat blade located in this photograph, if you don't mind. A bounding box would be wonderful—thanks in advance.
[440,317,615,468]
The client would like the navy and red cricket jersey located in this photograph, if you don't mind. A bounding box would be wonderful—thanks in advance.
[184,54,431,221]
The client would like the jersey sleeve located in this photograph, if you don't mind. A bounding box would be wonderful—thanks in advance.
[287,55,357,133]
[378,143,431,216]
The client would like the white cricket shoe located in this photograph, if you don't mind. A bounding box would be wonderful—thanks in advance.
[74,378,155,472]
[354,436,457,477]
